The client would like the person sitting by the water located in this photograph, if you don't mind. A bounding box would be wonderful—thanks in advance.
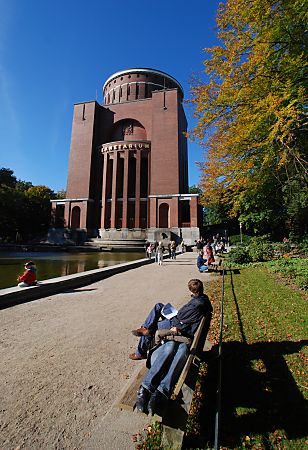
[17,261,37,287]
[129,279,212,360]
[134,279,212,415]
[197,251,208,273]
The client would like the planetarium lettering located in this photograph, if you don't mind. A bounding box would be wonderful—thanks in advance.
[101,142,150,153]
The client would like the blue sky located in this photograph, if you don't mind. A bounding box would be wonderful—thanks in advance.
[0,0,220,192]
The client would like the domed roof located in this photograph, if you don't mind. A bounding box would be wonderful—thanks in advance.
[103,68,184,97]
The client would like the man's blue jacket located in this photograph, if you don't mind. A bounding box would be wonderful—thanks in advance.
[171,294,212,338]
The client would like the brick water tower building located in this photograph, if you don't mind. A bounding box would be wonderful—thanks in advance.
[51,68,201,249]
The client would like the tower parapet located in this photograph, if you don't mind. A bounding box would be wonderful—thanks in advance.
[103,68,184,105]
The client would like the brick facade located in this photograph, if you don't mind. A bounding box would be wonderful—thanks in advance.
[51,68,200,245]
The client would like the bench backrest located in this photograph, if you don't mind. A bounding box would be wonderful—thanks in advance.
[171,313,211,398]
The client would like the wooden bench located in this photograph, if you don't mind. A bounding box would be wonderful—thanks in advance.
[209,258,222,272]
[117,315,212,447]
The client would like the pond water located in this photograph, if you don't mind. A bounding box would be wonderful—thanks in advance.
[0,251,144,290]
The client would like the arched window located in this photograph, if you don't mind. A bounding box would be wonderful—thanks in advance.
[159,203,169,228]
[109,119,147,141]
[71,206,81,229]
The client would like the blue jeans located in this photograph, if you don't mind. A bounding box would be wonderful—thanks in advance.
[141,341,189,397]
[136,303,172,357]
[198,264,208,272]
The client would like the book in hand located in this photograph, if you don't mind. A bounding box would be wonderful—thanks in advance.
[161,303,178,320]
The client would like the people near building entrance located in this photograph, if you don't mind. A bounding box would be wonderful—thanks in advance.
[203,242,215,265]
[17,261,37,287]
[153,241,159,262]
[129,278,212,360]
[167,242,172,258]
[195,239,203,251]
[197,251,208,273]
[132,279,212,415]
[181,240,185,253]
[214,240,225,255]
[170,241,177,259]
[156,242,165,265]
[146,243,153,260]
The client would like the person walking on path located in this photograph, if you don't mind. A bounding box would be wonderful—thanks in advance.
[180,240,185,253]
[146,243,153,260]
[129,278,212,360]
[17,261,37,287]
[170,241,177,260]
[156,242,164,265]
[167,242,172,258]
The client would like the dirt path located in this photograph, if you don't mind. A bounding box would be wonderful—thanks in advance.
[0,252,215,450]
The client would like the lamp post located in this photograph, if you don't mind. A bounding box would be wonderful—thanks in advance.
[239,222,243,244]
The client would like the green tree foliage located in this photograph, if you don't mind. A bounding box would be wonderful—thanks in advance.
[189,185,202,194]
[55,189,66,199]
[0,168,55,242]
[0,168,17,188]
[189,0,308,237]
[204,202,231,226]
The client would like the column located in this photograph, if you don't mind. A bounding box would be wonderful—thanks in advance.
[134,150,141,228]
[170,197,179,227]
[110,151,118,229]
[101,152,108,229]
[122,149,129,228]
[64,202,70,229]
[68,201,71,228]
[190,197,198,227]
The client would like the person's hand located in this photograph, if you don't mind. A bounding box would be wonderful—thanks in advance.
[170,327,181,334]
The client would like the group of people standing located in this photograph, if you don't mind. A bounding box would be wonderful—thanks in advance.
[195,234,228,255]
[145,240,185,265]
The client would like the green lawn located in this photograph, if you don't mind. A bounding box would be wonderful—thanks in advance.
[216,267,307,449]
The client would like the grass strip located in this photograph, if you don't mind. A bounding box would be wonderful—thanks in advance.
[219,266,307,449]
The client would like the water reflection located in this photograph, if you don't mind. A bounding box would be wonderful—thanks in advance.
[0,251,144,289]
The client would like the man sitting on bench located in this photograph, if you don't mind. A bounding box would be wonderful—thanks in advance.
[129,279,212,361]
[130,279,212,415]
[136,340,189,415]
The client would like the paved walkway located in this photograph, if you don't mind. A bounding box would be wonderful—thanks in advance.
[0,251,215,450]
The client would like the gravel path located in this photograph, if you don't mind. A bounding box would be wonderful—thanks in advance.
[0,252,214,450]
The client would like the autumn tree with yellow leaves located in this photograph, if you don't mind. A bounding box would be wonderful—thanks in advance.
[190,0,307,236]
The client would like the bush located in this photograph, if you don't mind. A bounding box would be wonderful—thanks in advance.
[228,246,252,264]
[266,258,308,290]
[271,242,292,255]
[248,236,274,262]
[297,237,308,257]
[229,233,251,245]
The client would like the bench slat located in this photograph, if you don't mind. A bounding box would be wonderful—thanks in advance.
[171,316,206,398]
[117,365,148,411]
